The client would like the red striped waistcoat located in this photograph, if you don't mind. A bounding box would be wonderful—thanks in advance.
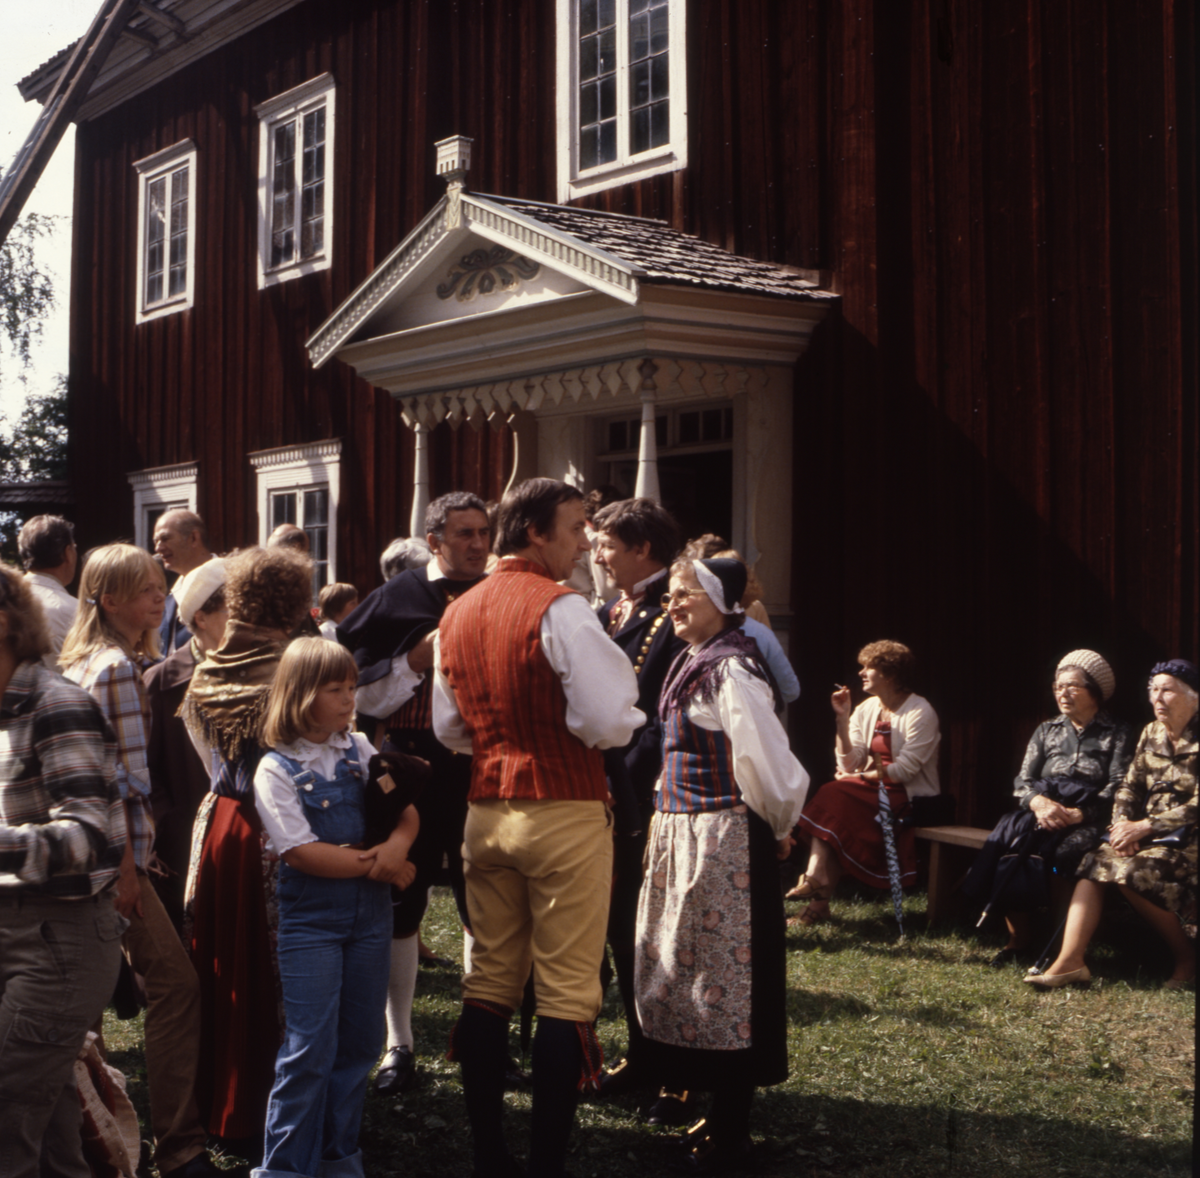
[439,557,607,803]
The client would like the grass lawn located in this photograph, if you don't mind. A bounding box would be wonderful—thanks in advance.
[102,886,1194,1178]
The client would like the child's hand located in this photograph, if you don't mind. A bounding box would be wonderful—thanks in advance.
[359,841,415,886]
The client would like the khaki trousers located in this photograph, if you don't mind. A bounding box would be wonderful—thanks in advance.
[123,873,207,1173]
[462,798,613,1023]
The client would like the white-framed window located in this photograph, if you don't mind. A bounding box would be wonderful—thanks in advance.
[555,0,687,202]
[248,439,342,597]
[254,74,335,288]
[127,463,199,550]
[133,140,197,323]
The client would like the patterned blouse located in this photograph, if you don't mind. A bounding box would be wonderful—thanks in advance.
[1112,717,1197,834]
[1014,712,1134,816]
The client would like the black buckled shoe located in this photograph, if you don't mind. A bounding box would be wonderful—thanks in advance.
[671,1131,753,1175]
[647,1088,695,1126]
[375,1046,417,1094]
[597,1056,649,1098]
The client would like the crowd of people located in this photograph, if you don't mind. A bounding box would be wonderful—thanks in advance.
[1,487,1195,1178]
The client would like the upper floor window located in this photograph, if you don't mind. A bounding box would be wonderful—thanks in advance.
[133,140,197,323]
[254,74,335,288]
[556,0,686,202]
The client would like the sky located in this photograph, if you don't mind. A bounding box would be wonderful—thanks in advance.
[0,1,99,421]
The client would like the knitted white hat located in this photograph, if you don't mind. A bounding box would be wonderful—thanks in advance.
[1057,649,1115,702]
[174,557,227,628]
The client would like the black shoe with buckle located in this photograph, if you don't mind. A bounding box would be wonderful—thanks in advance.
[648,1088,694,1126]
[597,1056,649,1098]
[671,1132,753,1175]
[375,1045,417,1094]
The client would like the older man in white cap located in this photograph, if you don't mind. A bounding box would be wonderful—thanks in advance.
[143,557,228,929]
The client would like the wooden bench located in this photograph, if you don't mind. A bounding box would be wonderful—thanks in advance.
[914,825,991,924]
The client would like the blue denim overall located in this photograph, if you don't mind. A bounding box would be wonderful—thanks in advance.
[253,750,391,1178]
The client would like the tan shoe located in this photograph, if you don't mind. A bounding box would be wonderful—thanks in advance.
[1023,966,1092,990]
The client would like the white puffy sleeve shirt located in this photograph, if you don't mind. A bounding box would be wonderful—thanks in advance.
[432,591,644,755]
[253,730,378,855]
[676,660,810,840]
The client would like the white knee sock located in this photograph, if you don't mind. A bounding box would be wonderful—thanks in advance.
[384,934,419,1052]
[462,927,475,974]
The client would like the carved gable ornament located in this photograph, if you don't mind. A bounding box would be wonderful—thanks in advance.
[437,247,541,301]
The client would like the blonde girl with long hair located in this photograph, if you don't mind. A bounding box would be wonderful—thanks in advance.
[61,543,215,1178]
[251,638,418,1178]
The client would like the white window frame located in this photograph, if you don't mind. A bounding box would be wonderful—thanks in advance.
[555,0,687,202]
[248,439,342,587]
[254,74,335,289]
[133,140,197,324]
[127,463,199,550]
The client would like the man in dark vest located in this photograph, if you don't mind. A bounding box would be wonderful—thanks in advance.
[589,498,688,1118]
[338,492,490,1095]
[434,478,643,1178]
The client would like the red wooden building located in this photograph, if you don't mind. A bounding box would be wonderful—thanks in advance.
[17,0,1196,822]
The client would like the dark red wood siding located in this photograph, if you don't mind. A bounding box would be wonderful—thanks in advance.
[67,0,1195,820]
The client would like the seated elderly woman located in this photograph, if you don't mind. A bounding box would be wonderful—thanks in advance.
[964,650,1133,966]
[790,641,940,925]
[1026,659,1198,990]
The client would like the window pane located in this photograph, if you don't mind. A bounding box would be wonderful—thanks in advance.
[304,487,329,525]
[678,411,700,445]
[580,81,599,127]
[598,25,616,74]
[649,0,669,54]
[607,420,626,451]
[599,73,617,120]
[167,166,189,298]
[630,13,649,61]
[146,176,166,305]
[599,119,617,165]
[580,34,598,81]
[272,492,297,526]
[598,0,616,28]
[580,125,600,170]
[579,0,598,36]
[271,121,297,267]
[649,99,669,148]
[651,52,669,101]
[655,414,667,447]
[631,59,650,107]
[630,0,649,12]
[631,106,650,156]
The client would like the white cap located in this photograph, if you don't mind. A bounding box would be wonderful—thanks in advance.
[174,558,227,627]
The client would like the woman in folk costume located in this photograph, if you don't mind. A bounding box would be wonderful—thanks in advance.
[634,558,809,1174]
[180,546,314,1147]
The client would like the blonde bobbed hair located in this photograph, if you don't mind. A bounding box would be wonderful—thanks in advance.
[261,637,359,748]
[60,544,165,668]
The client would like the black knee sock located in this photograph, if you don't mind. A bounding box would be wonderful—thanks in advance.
[454,1003,512,1175]
[528,1017,584,1178]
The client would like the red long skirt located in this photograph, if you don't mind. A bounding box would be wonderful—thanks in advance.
[795,777,918,889]
[190,795,281,1139]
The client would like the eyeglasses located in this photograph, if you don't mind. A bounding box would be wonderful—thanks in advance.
[661,588,710,609]
[1053,683,1088,696]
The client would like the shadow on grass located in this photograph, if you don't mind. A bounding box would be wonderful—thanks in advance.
[357,1082,1193,1178]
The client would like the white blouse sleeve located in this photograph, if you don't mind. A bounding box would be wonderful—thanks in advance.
[355,653,425,721]
[253,753,318,856]
[714,664,810,839]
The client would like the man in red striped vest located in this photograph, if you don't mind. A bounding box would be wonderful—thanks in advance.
[434,478,644,1178]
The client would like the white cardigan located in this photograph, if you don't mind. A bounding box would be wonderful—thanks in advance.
[836,693,941,799]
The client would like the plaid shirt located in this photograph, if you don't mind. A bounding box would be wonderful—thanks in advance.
[65,646,156,871]
[0,659,126,897]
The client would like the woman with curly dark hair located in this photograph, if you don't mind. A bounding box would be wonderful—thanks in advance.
[180,547,313,1147]
[790,640,941,925]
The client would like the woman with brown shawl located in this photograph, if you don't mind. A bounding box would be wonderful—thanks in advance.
[180,547,312,1147]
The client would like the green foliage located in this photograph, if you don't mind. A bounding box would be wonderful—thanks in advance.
[0,375,68,481]
[0,210,59,379]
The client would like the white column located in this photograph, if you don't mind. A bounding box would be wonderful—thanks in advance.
[634,358,660,502]
[409,423,430,537]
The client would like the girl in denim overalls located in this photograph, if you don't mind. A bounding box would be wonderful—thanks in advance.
[251,639,419,1178]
